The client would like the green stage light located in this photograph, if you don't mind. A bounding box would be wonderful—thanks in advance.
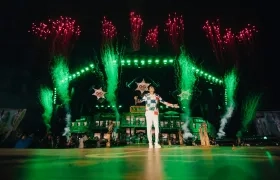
[224,88,228,105]
[191,66,223,85]
[53,88,57,105]
[63,64,96,83]
[121,58,174,66]
[94,105,123,109]
[66,59,223,86]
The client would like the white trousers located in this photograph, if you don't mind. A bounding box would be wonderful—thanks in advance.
[145,111,159,144]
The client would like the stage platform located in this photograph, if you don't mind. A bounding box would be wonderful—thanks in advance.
[0,146,280,180]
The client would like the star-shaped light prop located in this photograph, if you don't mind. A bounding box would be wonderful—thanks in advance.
[135,79,150,94]
[92,88,106,99]
[178,90,192,100]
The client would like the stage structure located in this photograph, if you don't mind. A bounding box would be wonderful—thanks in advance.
[65,54,224,145]
[30,13,258,144]
[55,58,223,87]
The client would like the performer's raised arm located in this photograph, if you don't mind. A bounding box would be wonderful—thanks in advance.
[157,95,179,108]
[134,95,147,105]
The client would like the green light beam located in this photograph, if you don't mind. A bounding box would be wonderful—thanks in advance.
[224,68,239,108]
[39,87,53,132]
[177,48,197,116]
[176,48,197,138]
[51,56,70,105]
[51,56,71,138]
[238,93,262,137]
[101,44,121,121]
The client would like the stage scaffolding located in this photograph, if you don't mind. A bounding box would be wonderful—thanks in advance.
[70,106,216,144]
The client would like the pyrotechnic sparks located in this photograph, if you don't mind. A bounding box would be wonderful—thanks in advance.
[237,93,262,137]
[101,44,121,122]
[223,28,235,45]
[203,19,223,63]
[223,28,239,67]
[101,17,122,122]
[217,69,239,138]
[39,87,53,132]
[29,22,50,40]
[51,56,70,104]
[130,11,143,51]
[236,24,258,45]
[145,26,159,49]
[51,56,71,139]
[101,16,117,46]
[176,48,197,139]
[165,13,184,53]
[224,69,239,108]
[49,16,81,57]
[29,16,81,58]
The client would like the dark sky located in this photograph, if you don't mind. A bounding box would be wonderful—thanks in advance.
[1,0,279,109]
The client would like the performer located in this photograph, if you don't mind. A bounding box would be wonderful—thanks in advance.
[178,130,184,145]
[106,121,114,147]
[199,122,210,146]
[134,85,179,148]
[79,134,88,149]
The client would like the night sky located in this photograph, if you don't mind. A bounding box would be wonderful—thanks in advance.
[1,0,278,111]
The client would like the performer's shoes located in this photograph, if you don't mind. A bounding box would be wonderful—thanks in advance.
[154,144,161,148]
[149,144,153,149]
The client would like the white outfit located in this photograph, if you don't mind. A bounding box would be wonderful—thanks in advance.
[145,111,160,145]
[140,93,171,148]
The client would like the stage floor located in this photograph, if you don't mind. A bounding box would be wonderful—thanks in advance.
[0,146,280,180]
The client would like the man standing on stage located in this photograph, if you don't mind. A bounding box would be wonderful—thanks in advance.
[134,85,179,148]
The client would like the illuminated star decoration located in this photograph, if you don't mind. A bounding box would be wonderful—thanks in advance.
[178,90,192,100]
[135,79,150,94]
[92,88,106,99]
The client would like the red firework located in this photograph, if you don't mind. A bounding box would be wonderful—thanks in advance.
[223,28,239,67]
[223,28,235,45]
[203,19,223,62]
[145,26,159,49]
[29,22,51,40]
[165,13,184,53]
[236,24,257,45]
[130,12,143,51]
[29,16,81,59]
[101,16,117,46]
[49,16,81,57]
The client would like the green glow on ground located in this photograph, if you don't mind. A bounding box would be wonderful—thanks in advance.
[17,147,278,180]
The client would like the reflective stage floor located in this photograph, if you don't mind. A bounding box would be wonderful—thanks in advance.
[0,146,280,180]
